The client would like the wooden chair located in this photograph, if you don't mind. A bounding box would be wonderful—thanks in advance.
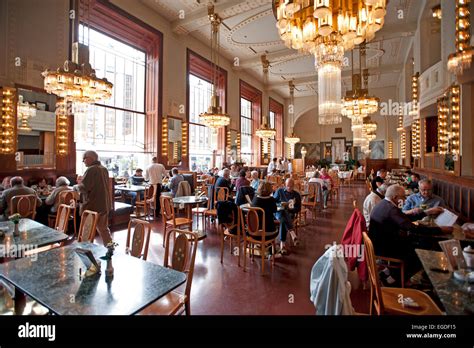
[203,186,229,229]
[125,218,152,261]
[54,204,71,233]
[241,207,278,275]
[302,182,319,220]
[135,185,156,220]
[219,208,241,266]
[58,190,79,237]
[362,232,443,315]
[77,210,99,243]
[161,195,193,247]
[10,195,38,219]
[144,229,199,315]
[330,173,340,197]
[191,185,211,229]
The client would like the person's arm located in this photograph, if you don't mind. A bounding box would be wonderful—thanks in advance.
[294,192,301,213]
[402,196,422,215]
[76,167,93,194]
[144,167,149,181]
[272,189,280,202]
[44,190,56,206]
[391,208,443,235]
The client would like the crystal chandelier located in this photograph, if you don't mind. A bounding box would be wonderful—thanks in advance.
[363,116,377,141]
[256,55,276,140]
[273,0,387,125]
[351,117,364,147]
[42,56,112,104]
[342,46,378,119]
[17,95,36,132]
[447,0,474,74]
[199,5,230,130]
[285,81,301,158]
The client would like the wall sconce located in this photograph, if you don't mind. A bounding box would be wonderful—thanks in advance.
[56,99,68,156]
[226,128,231,155]
[410,73,420,159]
[450,84,460,155]
[437,94,449,155]
[388,140,393,159]
[0,87,17,154]
[432,5,441,19]
[400,131,406,159]
[161,116,168,158]
[236,133,241,162]
[181,121,188,157]
[448,0,474,74]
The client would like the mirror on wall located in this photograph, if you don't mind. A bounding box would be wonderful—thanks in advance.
[16,87,57,169]
[167,116,182,166]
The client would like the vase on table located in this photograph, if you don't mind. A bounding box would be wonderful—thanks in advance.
[105,258,114,278]
[13,223,19,237]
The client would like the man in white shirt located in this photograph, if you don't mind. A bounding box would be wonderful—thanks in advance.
[145,156,167,217]
[362,184,387,229]
[268,158,277,174]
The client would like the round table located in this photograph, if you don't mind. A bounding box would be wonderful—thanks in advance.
[239,203,285,212]
[172,196,208,240]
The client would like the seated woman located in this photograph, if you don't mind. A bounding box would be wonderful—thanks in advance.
[308,171,330,209]
[45,176,72,213]
[250,171,260,191]
[251,181,278,241]
[32,177,52,196]
[0,176,12,193]
[235,169,250,191]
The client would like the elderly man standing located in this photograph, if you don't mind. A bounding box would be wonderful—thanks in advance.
[74,151,112,246]
[0,176,42,217]
[402,179,445,219]
[145,156,167,217]
[273,178,301,254]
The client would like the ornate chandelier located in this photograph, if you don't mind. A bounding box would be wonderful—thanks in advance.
[363,116,377,141]
[285,81,301,158]
[199,5,230,130]
[273,0,387,125]
[17,95,36,132]
[256,55,276,140]
[42,44,112,104]
[351,116,364,147]
[447,0,474,74]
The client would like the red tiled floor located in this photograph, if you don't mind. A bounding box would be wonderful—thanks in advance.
[109,182,371,315]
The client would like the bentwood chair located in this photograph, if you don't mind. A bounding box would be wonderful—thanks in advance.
[203,186,229,229]
[219,207,241,266]
[302,182,319,221]
[161,195,193,247]
[125,218,152,261]
[362,232,443,315]
[135,185,156,220]
[10,195,38,219]
[141,229,198,315]
[54,204,71,233]
[58,190,80,237]
[241,207,278,275]
[77,210,99,243]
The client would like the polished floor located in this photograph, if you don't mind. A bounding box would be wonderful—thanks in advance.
[0,181,371,315]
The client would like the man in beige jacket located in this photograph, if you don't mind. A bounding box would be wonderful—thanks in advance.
[74,150,112,245]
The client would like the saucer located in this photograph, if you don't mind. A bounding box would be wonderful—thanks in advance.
[453,269,474,283]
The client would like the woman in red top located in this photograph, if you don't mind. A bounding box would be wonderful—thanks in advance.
[235,169,250,191]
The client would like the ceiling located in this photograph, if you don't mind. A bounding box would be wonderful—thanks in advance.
[141,0,429,98]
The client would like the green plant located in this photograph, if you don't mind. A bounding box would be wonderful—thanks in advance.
[100,241,118,260]
[344,159,356,170]
[9,213,21,224]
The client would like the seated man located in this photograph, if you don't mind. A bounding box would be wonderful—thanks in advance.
[371,168,387,192]
[407,173,420,192]
[45,176,72,213]
[363,184,387,229]
[215,168,234,192]
[131,168,145,185]
[402,179,445,219]
[168,168,184,197]
[0,176,42,217]
[308,172,330,209]
[273,178,301,254]
[235,169,250,191]
[229,164,240,178]
[369,184,451,280]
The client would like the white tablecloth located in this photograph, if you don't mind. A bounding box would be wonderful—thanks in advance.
[338,171,352,179]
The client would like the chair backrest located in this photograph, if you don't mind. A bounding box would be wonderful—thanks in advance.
[161,195,176,223]
[164,229,198,302]
[244,207,267,243]
[144,184,156,201]
[362,232,385,315]
[10,195,37,219]
[59,190,79,207]
[176,180,191,197]
[78,210,99,242]
[213,186,229,207]
[126,218,152,260]
[55,204,71,233]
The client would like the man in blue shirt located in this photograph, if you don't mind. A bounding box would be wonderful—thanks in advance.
[273,178,301,254]
[168,168,184,197]
[403,179,445,219]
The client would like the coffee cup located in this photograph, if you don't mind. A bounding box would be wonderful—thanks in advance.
[463,246,474,269]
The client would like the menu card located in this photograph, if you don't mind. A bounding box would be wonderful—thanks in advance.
[75,248,101,276]
[439,239,467,271]
[434,209,458,227]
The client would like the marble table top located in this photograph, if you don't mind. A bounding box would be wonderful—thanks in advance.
[173,196,208,204]
[0,219,68,258]
[416,249,474,315]
[115,185,147,192]
[240,203,285,212]
[0,242,186,315]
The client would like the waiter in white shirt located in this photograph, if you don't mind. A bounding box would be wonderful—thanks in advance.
[268,157,277,174]
[145,156,167,217]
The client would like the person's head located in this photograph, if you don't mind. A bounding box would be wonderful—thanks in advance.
[251,170,259,180]
[312,171,320,179]
[230,164,237,171]
[10,176,24,187]
[135,168,143,177]
[320,168,327,175]
[239,169,246,178]
[38,178,47,187]
[152,156,158,163]
[411,173,420,182]
[272,157,277,163]
[285,178,295,192]
[418,179,433,198]
[1,176,11,189]
[257,181,273,197]
[376,184,388,197]
[278,158,283,164]
[379,169,387,179]
[55,176,70,187]
[82,150,99,167]
[170,168,178,176]
[385,184,406,206]
[222,168,230,179]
